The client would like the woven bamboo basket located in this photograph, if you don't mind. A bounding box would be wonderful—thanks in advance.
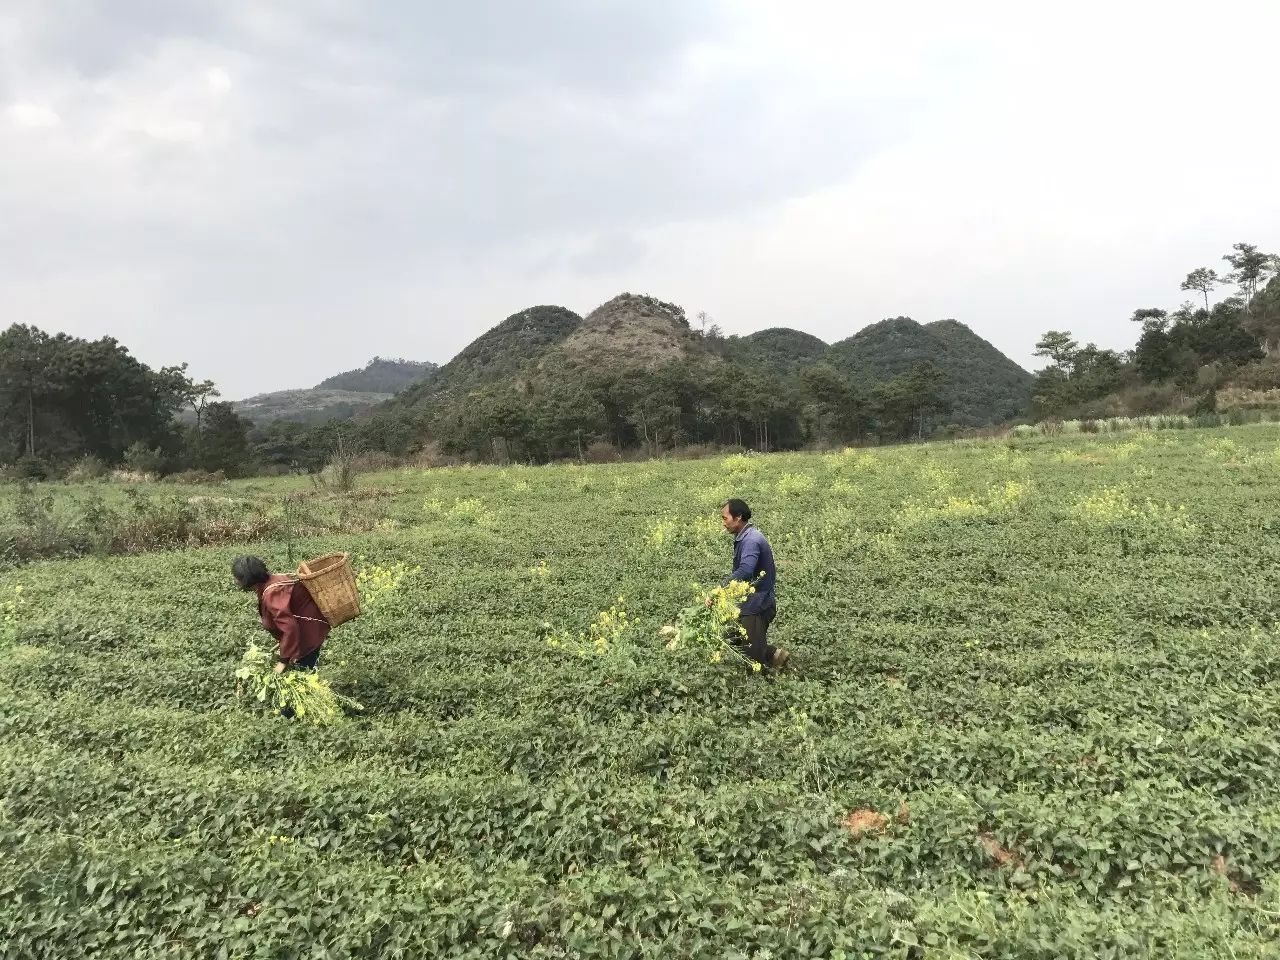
[296,552,361,627]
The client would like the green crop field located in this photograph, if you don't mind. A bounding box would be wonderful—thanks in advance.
[4,426,1280,958]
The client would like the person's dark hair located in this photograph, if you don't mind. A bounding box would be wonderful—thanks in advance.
[722,498,752,522]
[232,555,270,590]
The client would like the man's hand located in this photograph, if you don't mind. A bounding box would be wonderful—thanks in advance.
[273,661,287,674]
[705,597,714,609]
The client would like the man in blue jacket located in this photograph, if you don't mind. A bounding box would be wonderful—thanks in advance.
[719,498,789,671]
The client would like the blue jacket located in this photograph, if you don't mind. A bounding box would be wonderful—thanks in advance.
[726,525,777,616]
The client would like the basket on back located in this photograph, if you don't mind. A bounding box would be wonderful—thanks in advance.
[296,552,361,627]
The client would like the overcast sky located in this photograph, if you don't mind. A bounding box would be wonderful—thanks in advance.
[3,1,1278,398]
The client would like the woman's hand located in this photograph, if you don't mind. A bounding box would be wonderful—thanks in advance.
[273,661,287,674]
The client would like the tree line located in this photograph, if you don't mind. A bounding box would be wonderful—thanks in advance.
[1032,242,1279,417]
[0,323,953,477]
[252,355,953,471]
[0,325,250,479]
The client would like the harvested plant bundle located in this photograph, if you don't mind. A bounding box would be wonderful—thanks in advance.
[235,642,363,725]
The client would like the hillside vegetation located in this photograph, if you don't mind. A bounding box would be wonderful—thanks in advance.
[1032,242,1279,420]
[231,359,439,426]
[2,291,1037,477]
[230,389,395,426]
[827,317,1035,427]
[315,358,438,394]
[255,295,1033,469]
[392,306,584,413]
[727,327,829,374]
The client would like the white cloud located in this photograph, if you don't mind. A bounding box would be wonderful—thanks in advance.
[205,68,232,95]
[6,102,60,127]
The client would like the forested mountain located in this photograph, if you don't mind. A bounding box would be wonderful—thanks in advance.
[390,306,582,413]
[230,358,439,425]
[2,290,1041,476]
[827,317,1035,427]
[230,389,396,426]
[316,358,438,393]
[249,294,1032,469]
[557,294,711,368]
[724,328,829,374]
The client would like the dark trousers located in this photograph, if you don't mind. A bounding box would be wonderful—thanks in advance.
[739,606,777,667]
[292,646,323,671]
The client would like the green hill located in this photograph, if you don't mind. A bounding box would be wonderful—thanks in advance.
[261,299,1035,467]
[229,358,438,425]
[316,358,438,394]
[391,305,583,413]
[827,317,1033,426]
[555,294,710,370]
[231,388,394,426]
[724,328,829,374]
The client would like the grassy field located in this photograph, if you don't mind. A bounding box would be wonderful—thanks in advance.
[4,427,1280,957]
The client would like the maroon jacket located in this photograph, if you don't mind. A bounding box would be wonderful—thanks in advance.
[255,575,330,661]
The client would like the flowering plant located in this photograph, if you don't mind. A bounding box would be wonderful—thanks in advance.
[542,598,633,660]
[355,559,421,608]
[661,578,762,670]
[234,642,363,724]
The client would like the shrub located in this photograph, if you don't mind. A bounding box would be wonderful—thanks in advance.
[668,443,719,462]
[13,455,50,481]
[64,455,107,483]
[121,442,164,476]
[584,441,622,464]
[350,452,400,474]
[161,469,227,486]
[1226,356,1280,390]
[413,443,456,469]
[312,456,356,493]
[1121,382,1190,416]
